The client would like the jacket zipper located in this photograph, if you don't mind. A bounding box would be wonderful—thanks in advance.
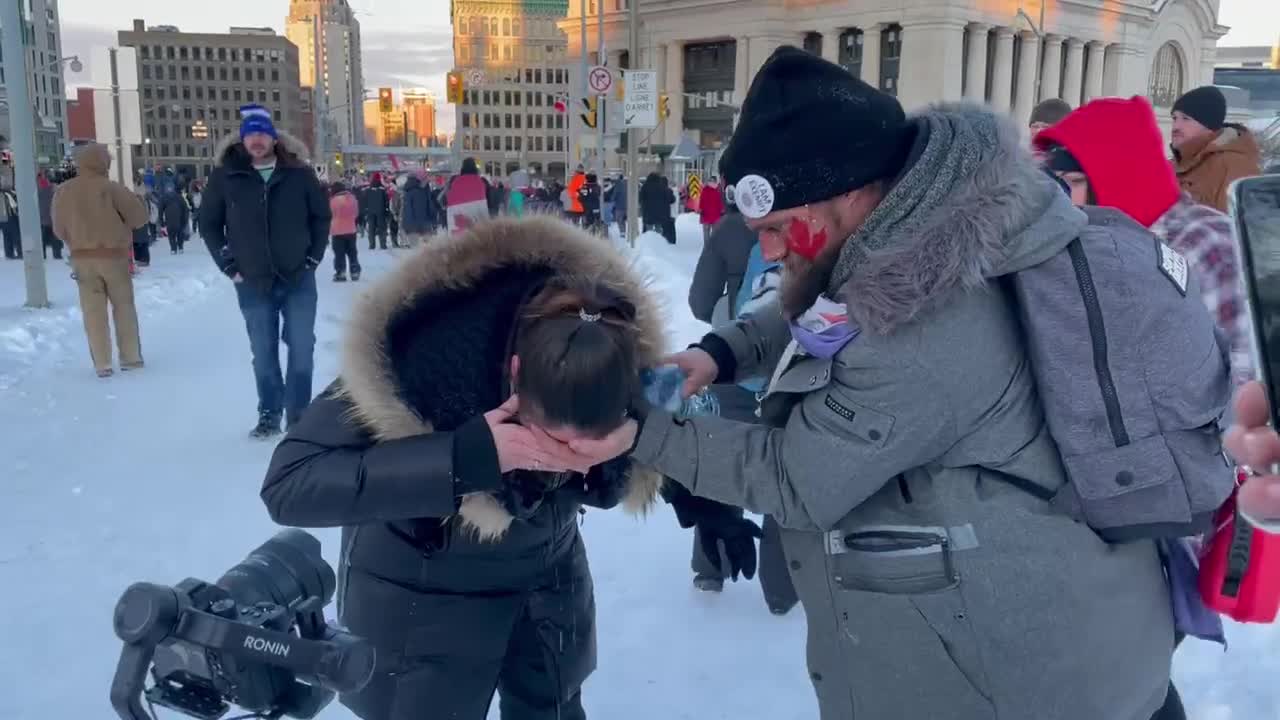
[1067,239,1130,447]
[262,174,280,281]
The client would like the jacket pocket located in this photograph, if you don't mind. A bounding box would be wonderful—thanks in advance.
[1059,434,1193,538]
[828,529,996,718]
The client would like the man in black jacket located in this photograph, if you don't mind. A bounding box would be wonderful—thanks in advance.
[200,104,331,438]
[363,173,390,250]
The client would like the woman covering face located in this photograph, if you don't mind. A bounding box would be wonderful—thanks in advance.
[261,216,666,720]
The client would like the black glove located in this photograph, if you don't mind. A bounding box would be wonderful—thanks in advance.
[664,480,762,581]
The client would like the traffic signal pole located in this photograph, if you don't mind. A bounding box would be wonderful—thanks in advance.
[1,0,49,307]
[625,0,640,246]
[596,1,605,173]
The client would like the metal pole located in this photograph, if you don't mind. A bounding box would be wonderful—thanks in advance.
[579,0,588,168]
[1036,0,1046,102]
[110,49,126,185]
[1,0,48,306]
[625,0,640,246]
[596,2,606,173]
[313,13,327,167]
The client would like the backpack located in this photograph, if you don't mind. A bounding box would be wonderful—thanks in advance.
[1008,206,1235,542]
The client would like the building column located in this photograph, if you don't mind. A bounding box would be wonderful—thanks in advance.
[1013,30,1040,125]
[860,23,882,89]
[897,20,967,109]
[1040,35,1064,101]
[989,27,1015,111]
[1104,43,1149,98]
[734,36,751,106]
[665,41,684,146]
[821,28,841,64]
[1061,38,1085,106]
[1084,40,1106,102]
[964,23,991,101]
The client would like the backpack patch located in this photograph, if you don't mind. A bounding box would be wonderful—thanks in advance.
[1156,239,1189,296]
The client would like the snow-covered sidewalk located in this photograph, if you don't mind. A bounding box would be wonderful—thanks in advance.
[0,217,1272,720]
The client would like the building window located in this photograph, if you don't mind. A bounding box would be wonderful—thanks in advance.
[491,18,499,35]
[505,113,513,128]
[168,65,176,81]
[879,24,903,96]
[218,47,227,61]
[839,29,863,77]
[273,89,281,103]
[180,47,188,60]
[181,66,190,80]
[166,46,175,59]
[142,64,151,79]
[802,32,822,56]
[274,111,281,121]
[512,19,520,35]
[140,46,150,59]
[503,18,510,36]
[194,66,202,80]
[1148,42,1185,108]
[271,69,279,82]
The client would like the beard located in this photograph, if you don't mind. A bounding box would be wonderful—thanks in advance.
[780,241,843,318]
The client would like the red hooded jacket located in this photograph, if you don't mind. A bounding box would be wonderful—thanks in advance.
[1033,96,1179,228]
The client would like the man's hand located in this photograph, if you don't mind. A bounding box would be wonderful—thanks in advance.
[664,348,720,399]
[1225,382,1280,528]
[305,256,321,271]
[697,515,763,582]
[232,273,244,284]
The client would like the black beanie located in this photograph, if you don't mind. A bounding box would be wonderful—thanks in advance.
[1172,86,1226,131]
[719,46,910,219]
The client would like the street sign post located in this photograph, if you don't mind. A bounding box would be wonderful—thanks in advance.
[623,71,658,129]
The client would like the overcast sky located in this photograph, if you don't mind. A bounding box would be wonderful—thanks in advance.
[55,0,1279,136]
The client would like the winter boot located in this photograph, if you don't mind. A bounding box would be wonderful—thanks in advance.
[121,361,145,372]
[249,412,283,440]
[693,574,725,593]
[334,271,348,282]
[351,270,361,282]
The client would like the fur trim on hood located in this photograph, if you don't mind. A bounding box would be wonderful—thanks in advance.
[213,130,311,168]
[831,103,1085,334]
[340,216,668,540]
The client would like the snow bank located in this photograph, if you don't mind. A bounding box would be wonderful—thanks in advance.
[0,252,222,390]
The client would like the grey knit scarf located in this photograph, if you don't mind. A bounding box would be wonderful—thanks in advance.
[827,110,1002,295]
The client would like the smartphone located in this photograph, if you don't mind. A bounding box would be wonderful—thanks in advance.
[1233,174,1280,430]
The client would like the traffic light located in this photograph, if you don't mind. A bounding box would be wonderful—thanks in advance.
[378,87,394,114]
[580,96,598,129]
[658,93,670,119]
[446,71,465,104]
[334,152,343,167]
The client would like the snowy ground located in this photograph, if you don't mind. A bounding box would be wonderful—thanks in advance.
[0,216,1273,720]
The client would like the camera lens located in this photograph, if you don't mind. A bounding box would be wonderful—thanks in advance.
[217,529,336,609]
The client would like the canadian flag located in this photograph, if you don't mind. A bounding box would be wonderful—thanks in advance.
[553,94,568,113]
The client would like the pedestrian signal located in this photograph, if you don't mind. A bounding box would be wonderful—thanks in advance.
[581,97,598,129]
[378,87,394,113]
[446,72,465,104]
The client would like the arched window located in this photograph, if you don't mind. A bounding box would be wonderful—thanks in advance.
[1148,42,1185,108]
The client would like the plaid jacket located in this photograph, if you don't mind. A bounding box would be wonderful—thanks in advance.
[1151,193,1253,386]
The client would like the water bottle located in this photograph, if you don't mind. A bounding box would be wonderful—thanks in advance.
[640,365,721,419]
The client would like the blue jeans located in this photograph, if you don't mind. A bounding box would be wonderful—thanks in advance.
[234,272,318,424]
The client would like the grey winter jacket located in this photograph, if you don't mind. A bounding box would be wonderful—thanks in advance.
[631,106,1173,720]
[688,211,757,323]
[38,185,55,227]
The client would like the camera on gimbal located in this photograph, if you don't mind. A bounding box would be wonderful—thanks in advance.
[110,530,375,720]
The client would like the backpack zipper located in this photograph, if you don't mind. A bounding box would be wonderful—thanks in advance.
[1067,239,1130,447]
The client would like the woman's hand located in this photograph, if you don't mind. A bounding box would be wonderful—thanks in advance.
[568,419,640,466]
[1225,382,1280,528]
[484,395,594,474]
[663,348,720,399]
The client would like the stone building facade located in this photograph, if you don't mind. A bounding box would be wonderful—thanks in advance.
[566,0,1227,165]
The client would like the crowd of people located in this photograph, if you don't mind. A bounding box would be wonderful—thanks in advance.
[13,49,1279,720]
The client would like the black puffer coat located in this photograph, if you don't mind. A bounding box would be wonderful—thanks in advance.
[261,216,665,719]
[199,132,330,289]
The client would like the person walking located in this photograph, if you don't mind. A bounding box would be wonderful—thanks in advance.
[133,183,156,267]
[50,143,150,377]
[1170,85,1263,212]
[445,157,492,235]
[364,173,391,250]
[329,181,361,281]
[640,172,674,241]
[698,178,725,244]
[159,188,190,254]
[38,173,64,260]
[571,47,1189,720]
[399,173,437,247]
[2,188,22,259]
[200,104,331,438]
[388,181,402,248]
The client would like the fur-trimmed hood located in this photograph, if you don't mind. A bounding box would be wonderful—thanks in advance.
[830,103,1086,334]
[213,130,311,170]
[340,216,667,540]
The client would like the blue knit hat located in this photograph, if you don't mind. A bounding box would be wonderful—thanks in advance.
[239,104,278,140]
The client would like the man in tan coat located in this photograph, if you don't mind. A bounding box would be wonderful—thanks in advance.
[51,144,149,377]
[1171,85,1262,212]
